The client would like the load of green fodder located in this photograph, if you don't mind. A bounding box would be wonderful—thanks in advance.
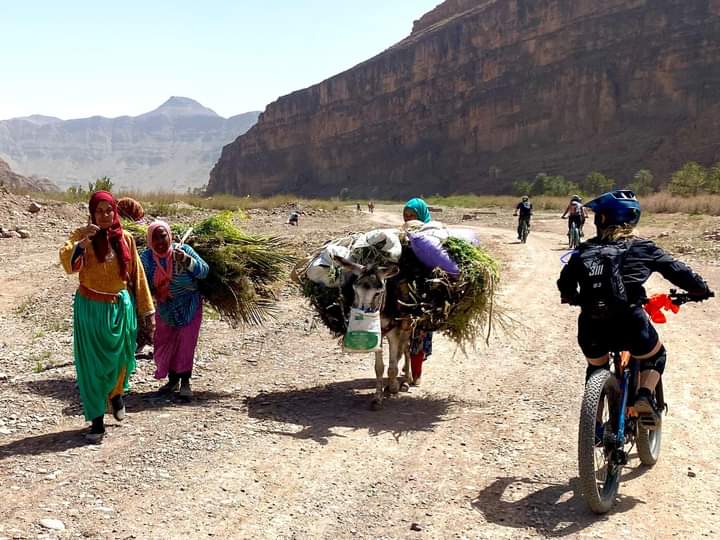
[428,237,500,346]
[297,232,501,349]
[125,211,295,326]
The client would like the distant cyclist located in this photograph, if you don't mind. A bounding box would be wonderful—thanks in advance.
[513,195,533,240]
[562,195,588,238]
[557,190,712,428]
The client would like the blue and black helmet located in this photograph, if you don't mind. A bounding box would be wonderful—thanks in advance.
[585,190,641,228]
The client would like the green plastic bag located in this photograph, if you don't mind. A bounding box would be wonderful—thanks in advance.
[343,308,382,353]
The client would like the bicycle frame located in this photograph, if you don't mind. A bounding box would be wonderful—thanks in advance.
[615,352,633,450]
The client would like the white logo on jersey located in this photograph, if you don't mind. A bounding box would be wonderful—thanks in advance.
[589,262,603,277]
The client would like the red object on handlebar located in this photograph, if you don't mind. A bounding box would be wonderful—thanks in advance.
[644,294,680,324]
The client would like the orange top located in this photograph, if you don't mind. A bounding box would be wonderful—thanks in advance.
[59,228,154,316]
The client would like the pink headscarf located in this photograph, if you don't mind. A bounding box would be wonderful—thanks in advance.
[147,220,173,302]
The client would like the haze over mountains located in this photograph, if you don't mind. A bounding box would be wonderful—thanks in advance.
[0,97,260,192]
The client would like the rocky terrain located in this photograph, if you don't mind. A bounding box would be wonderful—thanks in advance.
[0,158,57,192]
[208,0,720,198]
[0,194,718,538]
[0,97,260,192]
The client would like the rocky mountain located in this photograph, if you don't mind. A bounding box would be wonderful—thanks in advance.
[0,157,58,192]
[0,97,260,192]
[208,0,720,198]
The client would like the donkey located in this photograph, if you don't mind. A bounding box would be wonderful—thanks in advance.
[336,257,416,410]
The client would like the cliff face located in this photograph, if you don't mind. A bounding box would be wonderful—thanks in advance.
[209,0,720,198]
[0,158,58,192]
[0,98,260,192]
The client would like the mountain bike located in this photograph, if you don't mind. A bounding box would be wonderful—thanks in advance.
[568,221,581,249]
[577,289,712,514]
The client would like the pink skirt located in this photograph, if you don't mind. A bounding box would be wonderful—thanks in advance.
[153,303,202,379]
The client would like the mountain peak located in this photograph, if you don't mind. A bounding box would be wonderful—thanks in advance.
[142,96,220,118]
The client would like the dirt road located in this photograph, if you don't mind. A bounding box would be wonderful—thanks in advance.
[0,205,718,539]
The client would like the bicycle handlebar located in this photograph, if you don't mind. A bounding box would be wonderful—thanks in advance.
[668,288,715,306]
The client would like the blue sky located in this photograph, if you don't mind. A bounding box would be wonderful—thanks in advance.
[1,0,440,120]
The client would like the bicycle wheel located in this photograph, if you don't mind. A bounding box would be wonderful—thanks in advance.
[578,369,622,514]
[637,379,663,466]
[520,221,529,243]
[569,223,581,249]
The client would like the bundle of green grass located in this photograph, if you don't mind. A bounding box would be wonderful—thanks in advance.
[125,212,294,326]
[297,233,501,349]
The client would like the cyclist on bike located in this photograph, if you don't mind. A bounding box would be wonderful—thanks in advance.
[562,195,588,238]
[513,195,533,240]
[557,190,712,427]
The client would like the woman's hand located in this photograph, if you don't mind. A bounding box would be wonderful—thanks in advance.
[174,249,192,271]
[77,217,100,248]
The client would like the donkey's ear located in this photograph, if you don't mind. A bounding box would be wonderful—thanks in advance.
[333,255,364,276]
[377,264,400,280]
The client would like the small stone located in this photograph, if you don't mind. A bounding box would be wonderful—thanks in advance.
[95,506,115,514]
[39,518,65,530]
[28,202,42,213]
[15,229,30,239]
[688,471,697,478]
[410,523,423,532]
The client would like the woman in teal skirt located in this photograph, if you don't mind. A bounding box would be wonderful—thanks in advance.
[60,191,154,443]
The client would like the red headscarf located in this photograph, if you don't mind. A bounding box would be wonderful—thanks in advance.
[89,191,131,280]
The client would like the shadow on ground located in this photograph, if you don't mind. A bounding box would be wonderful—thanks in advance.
[472,472,646,537]
[245,378,456,445]
[0,428,89,460]
[22,378,233,416]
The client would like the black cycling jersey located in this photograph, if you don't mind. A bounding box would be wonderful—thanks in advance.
[516,201,533,218]
[558,237,709,306]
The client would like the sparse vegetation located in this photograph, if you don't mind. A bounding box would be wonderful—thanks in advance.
[28,160,720,217]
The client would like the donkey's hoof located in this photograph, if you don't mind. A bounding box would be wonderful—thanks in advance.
[370,399,383,411]
[400,382,410,393]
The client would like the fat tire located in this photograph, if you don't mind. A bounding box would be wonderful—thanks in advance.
[578,370,621,514]
[637,380,663,466]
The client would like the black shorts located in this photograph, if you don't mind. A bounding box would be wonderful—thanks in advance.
[577,307,659,359]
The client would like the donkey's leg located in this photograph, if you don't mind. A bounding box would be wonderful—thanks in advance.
[386,329,402,395]
[401,342,412,391]
[371,349,385,410]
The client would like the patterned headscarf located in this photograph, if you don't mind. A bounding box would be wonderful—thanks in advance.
[403,198,432,224]
[147,220,173,302]
[117,197,145,222]
[88,191,130,279]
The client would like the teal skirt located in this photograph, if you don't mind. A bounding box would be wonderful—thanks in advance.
[73,289,137,421]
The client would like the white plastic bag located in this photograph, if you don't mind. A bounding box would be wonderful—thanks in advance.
[351,229,402,262]
[447,227,480,245]
[306,244,350,287]
[343,308,382,353]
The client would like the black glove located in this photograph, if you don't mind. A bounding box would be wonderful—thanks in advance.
[689,288,714,301]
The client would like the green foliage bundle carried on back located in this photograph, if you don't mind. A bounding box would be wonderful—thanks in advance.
[295,228,503,350]
[126,212,295,326]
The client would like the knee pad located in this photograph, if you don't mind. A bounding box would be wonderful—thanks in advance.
[639,346,667,375]
[585,361,610,382]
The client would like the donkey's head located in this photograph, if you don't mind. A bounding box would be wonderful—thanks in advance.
[335,256,400,312]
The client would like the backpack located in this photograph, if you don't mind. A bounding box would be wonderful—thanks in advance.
[576,240,631,318]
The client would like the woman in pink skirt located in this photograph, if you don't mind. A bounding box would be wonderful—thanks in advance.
[140,221,209,398]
